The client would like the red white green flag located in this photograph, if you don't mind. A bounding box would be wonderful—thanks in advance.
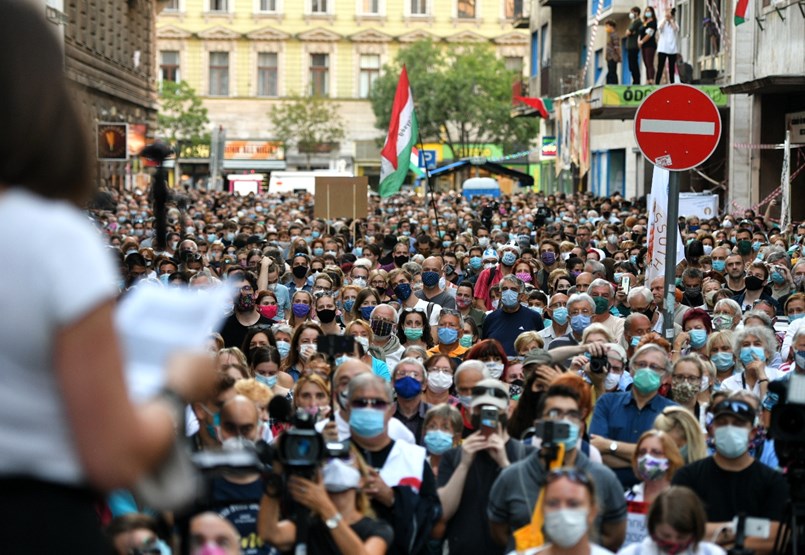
[380,65,419,197]
[734,0,749,25]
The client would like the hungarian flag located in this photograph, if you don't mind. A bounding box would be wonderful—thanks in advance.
[380,65,418,197]
[409,145,425,177]
[513,95,554,119]
[735,0,749,25]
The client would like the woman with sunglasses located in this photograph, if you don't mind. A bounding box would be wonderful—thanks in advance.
[397,307,434,350]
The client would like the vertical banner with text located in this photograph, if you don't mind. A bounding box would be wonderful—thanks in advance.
[645,167,686,284]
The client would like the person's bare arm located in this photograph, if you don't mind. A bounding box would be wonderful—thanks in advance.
[257,256,270,291]
[257,494,296,552]
[55,301,214,491]
[490,521,510,547]
[437,433,486,520]
[590,435,636,467]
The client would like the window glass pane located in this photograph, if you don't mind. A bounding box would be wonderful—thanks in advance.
[504,56,523,74]
[166,0,179,10]
[411,0,427,14]
[210,52,229,96]
[359,54,380,98]
[160,50,180,82]
[311,0,327,12]
[457,0,475,18]
[257,52,278,97]
[209,0,227,11]
[362,0,379,13]
[310,54,329,96]
[259,0,276,10]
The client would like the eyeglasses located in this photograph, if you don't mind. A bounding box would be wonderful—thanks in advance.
[546,468,592,486]
[402,307,426,314]
[471,386,508,399]
[544,408,583,421]
[672,374,701,384]
[350,398,390,409]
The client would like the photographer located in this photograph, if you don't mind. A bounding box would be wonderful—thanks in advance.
[344,373,442,555]
[258,447,393,555]
[488,382,627,551]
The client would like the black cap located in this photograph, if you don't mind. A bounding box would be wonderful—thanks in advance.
[712,400,755,424]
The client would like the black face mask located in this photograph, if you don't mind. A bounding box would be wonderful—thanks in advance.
[394,255,409,267]
[292,265,308,279]
[745,275,765,291]
[641,306,656,320]
[317,308,337,324]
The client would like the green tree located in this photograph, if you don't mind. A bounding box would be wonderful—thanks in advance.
[157,80,210,184]
[269,93,345,170]
[370,40,538,176]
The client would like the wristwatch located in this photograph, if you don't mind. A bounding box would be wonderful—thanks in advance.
[609,441,619,454]
[325,512,343,530]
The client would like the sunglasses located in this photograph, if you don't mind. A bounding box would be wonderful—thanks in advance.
[712,400,755,419]
[350,398,390,409]
[471,386,508,399]
[402,307,426,314]
[546,468,592,486]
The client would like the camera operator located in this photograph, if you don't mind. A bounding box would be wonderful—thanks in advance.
[194,395,274,555]
[672,396,789,555]
[344,373,442,555]
[257,447,393,555]
[437,379,534,555]
[488,382,627,551]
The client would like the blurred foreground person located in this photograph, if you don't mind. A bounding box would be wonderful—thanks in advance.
[0,3,216,551]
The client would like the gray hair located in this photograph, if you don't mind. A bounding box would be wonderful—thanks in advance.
[393,357,426,380]
[346,372,393,403]
[370,304,399,324]
[627,286,653,305]
[794,259,805,273]
[742,310,773,328]
[402,345,428,361]
[587,278,615,297]
[500,273,524,293]
[402,261,423,276]
[274,324,293,337]
[585,259,606,277]
[438,309,463,328]
[454,360,489,383]
[714,298,741,320]
[733,325,777,365]
[630,343,671,374]
[567,293,596,313]
[793,326,805,345]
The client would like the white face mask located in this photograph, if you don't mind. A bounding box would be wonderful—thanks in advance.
[604,371,621,390]
[544,508,590,548]
[427,370,453,394]
[485,361,505,379]
[323,458,361,492]
[299,343,317,361]
[354,335,369,349]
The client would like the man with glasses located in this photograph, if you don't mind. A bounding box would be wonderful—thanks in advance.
[548,293,596,355]
[587,279,625,343]
[488,383,627,551]
[346,373,442,555]
[391,358,429,443]
[437,378,533,555]
[483,275,544,356]
[219,271,273,349]
[673,396,788,554]
[590,344,677,488]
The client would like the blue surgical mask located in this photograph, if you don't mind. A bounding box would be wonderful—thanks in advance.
[256,373,277,389]
[353,247,363,257]
[501,289,519,308]
[343,299,355,313]
[712,260,726,272]
[689,329,708,349]
[570,314,591,334]
[313,247,324,257]
[349,407,386,438]
[360,305,375,320]
[710,352,735,371]
[552,307,569,325]
[276,340,291,359]
[558,420,580,451]
[334,355,350,367]
[739,346,766,365]
[469,256,482,270]
[438,327,459,344]
[714,425,750,459]
[791,313,805,322]
[501,251,517,266]
[631,335,642,347]
[424,430,454,455]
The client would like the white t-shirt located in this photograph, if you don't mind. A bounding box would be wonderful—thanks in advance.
[656,19,679,54]
[515,543,615,555]
[0,188,118,485]
[721,366,781,396]
[618,536,726,555]
[399,298,442,328]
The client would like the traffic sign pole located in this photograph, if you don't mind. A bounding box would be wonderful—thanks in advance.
[663,172,680,341]
[633,85,722,343]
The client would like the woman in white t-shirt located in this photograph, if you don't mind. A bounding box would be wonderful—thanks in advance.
[0,3,216,551]
[618,487,726,555]
[655,8,680,84]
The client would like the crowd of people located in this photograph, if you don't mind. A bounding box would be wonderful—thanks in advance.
[0,3,799,554]
[90,180,802,555]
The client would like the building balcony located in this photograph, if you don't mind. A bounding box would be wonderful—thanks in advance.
[512,0,530,28]
[587,0,632,20]
[542,0,584,8]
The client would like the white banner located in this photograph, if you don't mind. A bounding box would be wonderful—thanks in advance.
[646,167,686,284]
[678,193,719,220]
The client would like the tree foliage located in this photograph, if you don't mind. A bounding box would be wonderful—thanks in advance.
[157,80,210,151]
[269,94,345,169]
[370,40,538,160]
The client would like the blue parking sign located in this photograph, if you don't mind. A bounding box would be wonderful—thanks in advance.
[418,150,436,170]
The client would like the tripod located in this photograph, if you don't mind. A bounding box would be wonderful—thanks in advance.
[773,501,805,555]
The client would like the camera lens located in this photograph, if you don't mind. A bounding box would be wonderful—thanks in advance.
[777,405,805,439]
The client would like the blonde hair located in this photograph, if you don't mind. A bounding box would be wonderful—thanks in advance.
[631,430,685,479]
[293,373,330,400]
[217,347,248,370]
[581,323,614,343]
[514,331,545,352]
[234,378,273,406]
[653,407,707,463]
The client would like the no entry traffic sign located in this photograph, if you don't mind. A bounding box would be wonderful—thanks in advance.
[634,84,722,171]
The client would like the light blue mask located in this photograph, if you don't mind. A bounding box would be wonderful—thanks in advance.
[438,327,459,344]
[739,346,766,365]
[349,408,386,438]
[631,335,642,347]
[501,251,517,266]
[712,260,726,272]
[710,352,735,371]
[276,340,291,359]
[424,430,454,455]
[790,313,805,322]
[353,247,363,257]
[689,329,708,349]
[256,373,277,389]
[552,307,569,325]
[559,420,580,451]
[570,314,591,334]
[501,289,520,308]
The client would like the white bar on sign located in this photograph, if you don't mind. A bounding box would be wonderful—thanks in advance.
[640,119,716,135]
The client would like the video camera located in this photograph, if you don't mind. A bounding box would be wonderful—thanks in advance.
[771,374,805,495]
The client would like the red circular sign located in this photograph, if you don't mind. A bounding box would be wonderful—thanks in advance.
[634,84,722,171]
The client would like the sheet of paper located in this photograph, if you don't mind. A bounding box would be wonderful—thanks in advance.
[115,283,232,403]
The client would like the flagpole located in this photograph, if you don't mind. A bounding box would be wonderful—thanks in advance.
[417,131,442,245]
[663,171,680,341]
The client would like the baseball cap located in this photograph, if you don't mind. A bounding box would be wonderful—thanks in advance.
[470,378,509,411]
[522,349,552,368]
